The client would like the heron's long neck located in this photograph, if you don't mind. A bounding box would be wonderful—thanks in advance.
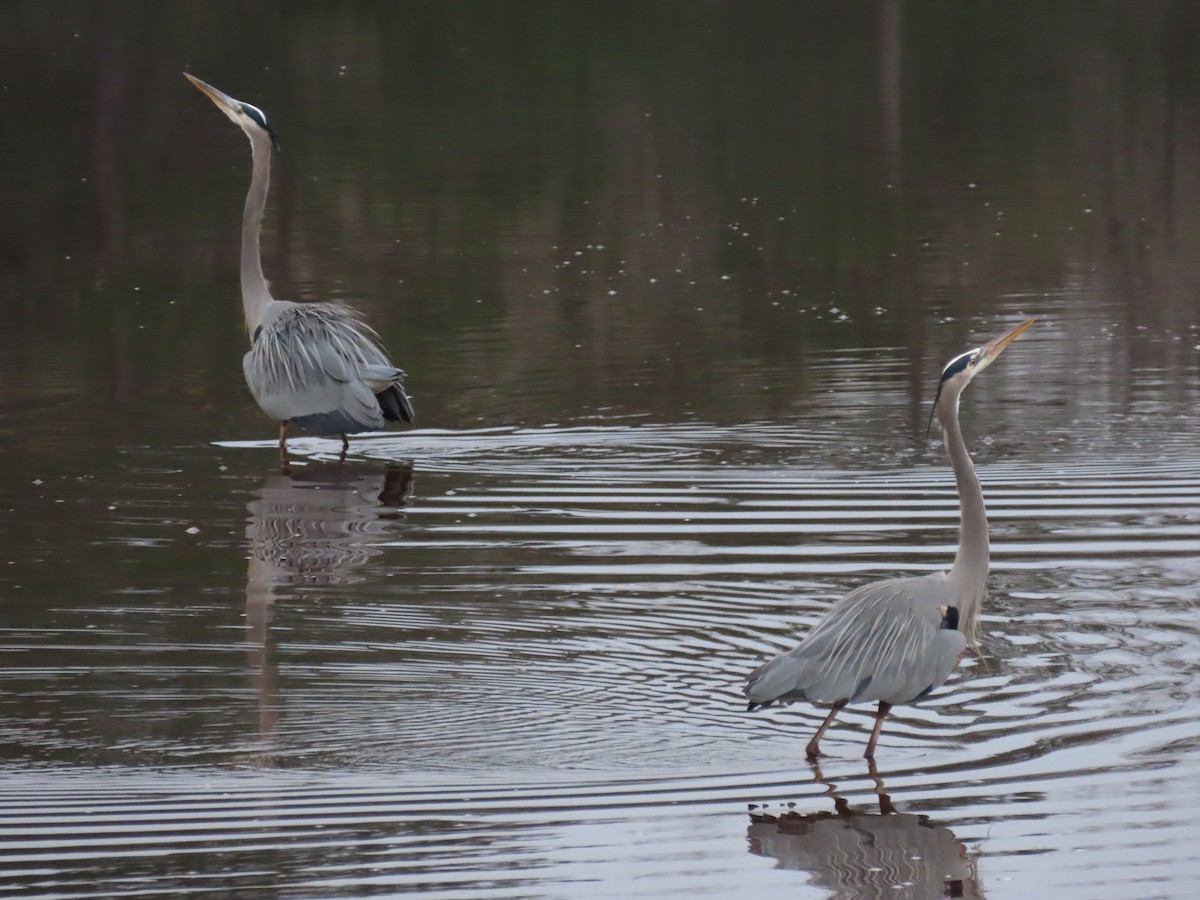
[241,132,274,338]
[942,392,988,636]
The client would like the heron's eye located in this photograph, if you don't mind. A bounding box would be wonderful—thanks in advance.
[239,102,270,130]
[939,349,976,382]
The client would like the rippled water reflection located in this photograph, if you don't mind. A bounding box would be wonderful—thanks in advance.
[5,392,1200,895]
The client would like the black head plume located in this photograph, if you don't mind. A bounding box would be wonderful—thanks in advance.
[925,349,977,446]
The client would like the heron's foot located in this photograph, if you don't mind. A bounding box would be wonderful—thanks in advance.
[805,743,822,760]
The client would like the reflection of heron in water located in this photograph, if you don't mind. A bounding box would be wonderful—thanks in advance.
[747,761,983,898]
[244,463,413,751]
[746,318,1035,758]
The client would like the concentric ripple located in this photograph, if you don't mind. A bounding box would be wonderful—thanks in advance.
[5,421,1200,897]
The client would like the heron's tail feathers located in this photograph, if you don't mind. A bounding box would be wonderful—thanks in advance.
[359,363,414,424]
[377,383,415,424]
[744,648,818,708]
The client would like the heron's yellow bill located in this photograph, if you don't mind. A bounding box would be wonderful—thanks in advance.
[978,317,1036,364]
[184,72,238,114]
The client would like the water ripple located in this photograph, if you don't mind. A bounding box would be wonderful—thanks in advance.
[7,423,1200,896]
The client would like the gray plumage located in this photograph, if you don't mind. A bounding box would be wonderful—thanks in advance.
[746,576,967,709]
[745,317,1035,759]
[245,302,413,436]
[186,74,413,462]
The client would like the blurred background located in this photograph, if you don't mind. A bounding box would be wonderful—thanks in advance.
[2,0,1197,451]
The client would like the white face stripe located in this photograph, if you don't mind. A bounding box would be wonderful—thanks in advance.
[239,102,269,129]
[940,348,979,383]
[227,101,276,144]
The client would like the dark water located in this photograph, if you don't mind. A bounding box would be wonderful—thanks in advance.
[2,3,1200,897]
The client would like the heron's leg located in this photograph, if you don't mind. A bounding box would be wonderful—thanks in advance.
[864,701,893,759]
[340,434,349,460]
[806,699,847,760]
[278,421,289,460]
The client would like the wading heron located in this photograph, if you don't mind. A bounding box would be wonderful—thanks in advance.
[745,317,1035,759]
[185,74,414,463]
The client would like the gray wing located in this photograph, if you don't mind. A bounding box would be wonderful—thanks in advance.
[745,573,967,708]
[243,302,413,435]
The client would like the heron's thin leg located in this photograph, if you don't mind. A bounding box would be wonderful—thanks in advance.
[864,701,892,759]
[806,699,847,760]
[339,434,349,460]
[278,421,289,462]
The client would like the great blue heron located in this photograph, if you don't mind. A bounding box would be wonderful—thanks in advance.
[185,74,414,463]
[745,317,1035,759]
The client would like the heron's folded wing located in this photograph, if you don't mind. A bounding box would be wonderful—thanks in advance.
[244,309,388,429]
[746,576,964,706]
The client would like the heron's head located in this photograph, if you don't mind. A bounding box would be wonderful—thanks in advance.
[926,317,1035,440]
[185,73,277,147]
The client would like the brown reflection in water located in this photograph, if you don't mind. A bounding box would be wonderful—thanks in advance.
[244,463,413,758]
[748,761,982,898]
[5,4,1200,446]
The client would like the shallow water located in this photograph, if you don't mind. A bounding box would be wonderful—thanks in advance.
[5,369,1200,897]
[3,3,1200,898]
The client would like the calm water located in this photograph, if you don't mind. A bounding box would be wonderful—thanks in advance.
[3,3,1200,897]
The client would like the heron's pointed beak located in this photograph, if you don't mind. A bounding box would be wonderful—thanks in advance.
[976,316,1036,369]
[184,72,241,119]
[925,316,1036,446]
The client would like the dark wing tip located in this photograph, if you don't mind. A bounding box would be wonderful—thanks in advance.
[378,385,415,424]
